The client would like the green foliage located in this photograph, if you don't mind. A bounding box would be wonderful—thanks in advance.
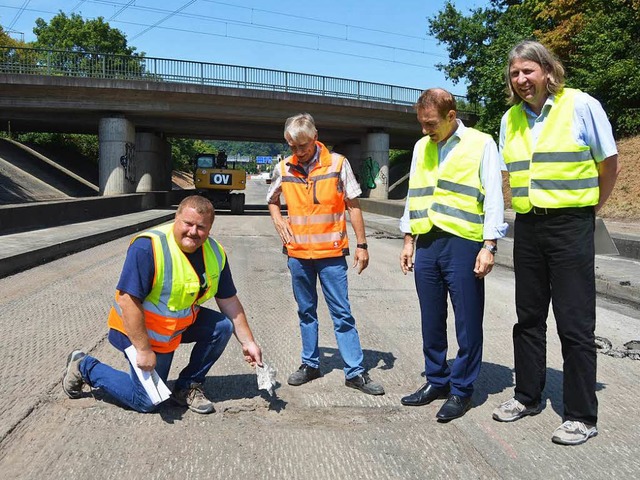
[0,25,26,48]
[32,12,137,55]
[429,0,640,138]
[169,139,287,173]
[565,0,640,136]
[29,12,146,79]
[170,139,215,171]
[429,0,534,137]
[169,138,287,172]
[206,140,288,158]
[14,132,99,163]
[0,25,31,68]
[389,149,411,167]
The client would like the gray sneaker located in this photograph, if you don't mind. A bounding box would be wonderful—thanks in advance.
[552,421,598,445]
[492,397,542,422]
[345,372,385,395]
[172,383,215,414]
[63,350,86,399]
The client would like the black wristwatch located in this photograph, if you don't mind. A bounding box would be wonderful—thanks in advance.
[356,243,368,250]
[482,244,498,255]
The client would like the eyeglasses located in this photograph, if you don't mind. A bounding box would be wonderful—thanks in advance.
[288,139,315,153]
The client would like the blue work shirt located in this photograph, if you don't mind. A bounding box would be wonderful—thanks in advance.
[109,237,237,352]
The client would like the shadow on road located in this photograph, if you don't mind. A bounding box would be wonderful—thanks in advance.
[318,346,397,376]
[472,361,607,415]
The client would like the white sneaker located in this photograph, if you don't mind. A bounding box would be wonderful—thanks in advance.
[492,397,542,422]
[551,421,598,445]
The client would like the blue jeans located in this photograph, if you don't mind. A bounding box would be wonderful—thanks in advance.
[287,256,364,379]
[79,307,233,413]
[414,232,484,398]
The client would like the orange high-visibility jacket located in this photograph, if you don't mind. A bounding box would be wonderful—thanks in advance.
[280,142,349,259]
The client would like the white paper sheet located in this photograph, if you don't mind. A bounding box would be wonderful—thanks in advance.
[256,361,277,395]
[124,345,172,405]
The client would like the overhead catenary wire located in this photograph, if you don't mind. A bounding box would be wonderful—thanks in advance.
[199,0,434,43]
[0,0,446,69]
[107,0,136,21]
[117,19,443,71]
[88,0,445,58]
[129,0,198,41]
[70,1,87,13]
[6,0,30,30]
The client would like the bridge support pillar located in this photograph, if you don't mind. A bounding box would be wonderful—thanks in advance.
[135,132,171,192]
[333,140,362,179]
[99,116,136,195]
[363,130,389,200]
[162,139,173,191]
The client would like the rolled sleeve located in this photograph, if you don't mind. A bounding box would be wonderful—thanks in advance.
[399,142,421,234]
[480,138,508,239]
[266,163,283,204]
[575,92,618,162]
[341,158,362,199]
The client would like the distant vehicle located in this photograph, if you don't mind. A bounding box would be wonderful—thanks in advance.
[258,171,272,184]
[193,151,246,214]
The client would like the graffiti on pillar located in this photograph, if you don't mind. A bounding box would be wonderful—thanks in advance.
[360,157,380,190]
[120,142,136,184]
[376,168,388,186]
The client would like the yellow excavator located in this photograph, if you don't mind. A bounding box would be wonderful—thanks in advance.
[193,151,246,214]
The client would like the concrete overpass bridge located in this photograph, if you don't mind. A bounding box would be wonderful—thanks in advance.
[0,46,477,198]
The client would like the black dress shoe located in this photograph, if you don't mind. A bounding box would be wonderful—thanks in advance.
[436,394,472,421]
[401,383,450,406]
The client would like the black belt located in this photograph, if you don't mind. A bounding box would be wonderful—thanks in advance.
[522,206,594,216]
[416,226,452,244]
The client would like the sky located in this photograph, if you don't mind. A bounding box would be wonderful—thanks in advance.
[0,0,491,96]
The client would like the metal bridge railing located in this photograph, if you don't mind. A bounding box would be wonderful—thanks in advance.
[0,46,477,112]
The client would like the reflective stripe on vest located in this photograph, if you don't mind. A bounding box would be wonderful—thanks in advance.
[107,223,225,353]
[280,141,349,259]
[502,88,599,213]
[408,128,488,242]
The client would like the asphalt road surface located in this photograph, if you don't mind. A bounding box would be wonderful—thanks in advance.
[0,179,639,479]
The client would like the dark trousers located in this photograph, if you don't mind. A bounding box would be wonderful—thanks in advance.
[414,232,484,397]
[513,209,597,425]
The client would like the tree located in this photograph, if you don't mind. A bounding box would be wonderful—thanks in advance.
[0,25,31,72]
[32,12,138,55]
[560,0,640,136]
[171,139,215,171]
[0,25,25,48]
[429,0,640,137]
[31,12,145,79]
[429,1,535,136]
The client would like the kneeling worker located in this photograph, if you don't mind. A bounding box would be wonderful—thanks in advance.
[63,195,262,413]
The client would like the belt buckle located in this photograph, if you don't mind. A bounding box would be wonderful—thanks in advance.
[533,207,548,215]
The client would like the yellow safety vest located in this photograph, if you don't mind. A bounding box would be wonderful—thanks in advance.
[502,88,600,213]
[408,128,489,242]
[107,223,225,353]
